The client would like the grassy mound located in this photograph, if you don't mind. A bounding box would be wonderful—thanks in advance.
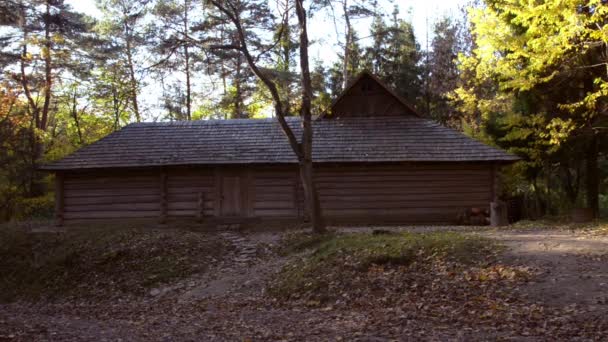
[271,231,527,309]
[0,224,229,302]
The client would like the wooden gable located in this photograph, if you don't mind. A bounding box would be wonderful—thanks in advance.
[328,72,419,118]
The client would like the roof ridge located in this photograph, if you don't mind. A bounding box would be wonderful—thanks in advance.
[128,117,304,126]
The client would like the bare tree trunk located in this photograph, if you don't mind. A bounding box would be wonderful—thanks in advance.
[341,0,351,90]
[280,0,291,115]
[234,53,242,118]
[208,0,326,233]
[586,134,599,218]
[124,22,141,122]
[112,85,121,130]
[40,0,52,131]
[562,162,579,205]
[71,91,84,145]
[183,0,192,120]
[296,0,325,233]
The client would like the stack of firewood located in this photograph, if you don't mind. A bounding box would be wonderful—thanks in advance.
[457,207,490,225]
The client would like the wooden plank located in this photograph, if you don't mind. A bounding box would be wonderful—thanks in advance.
[319,201,490,210]
[253,201,296,209]
[64,176,158,184]
[214,167,221,216]
[64,211,160,219]
[316,181,491,190]
[55,173,64,227]
[322,208,468,217]
[167,201,214,210]
[246,169,254,217]
[319,193,491,201]
[252,209,298,217]
[314,175,491,183]
[65,188,160,197]
[316,187,490,196]
[64,180,157,190]
[492,163,500,202]
[64,194,160,206]
[66,203,161,212]
[253,193,294,201]
[254,185,296,193]
[196,192,205,222]
[160,169,167,224]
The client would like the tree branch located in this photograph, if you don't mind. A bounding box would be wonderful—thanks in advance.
[207,0,303,159]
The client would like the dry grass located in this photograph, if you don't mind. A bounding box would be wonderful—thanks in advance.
[0,223,230,302]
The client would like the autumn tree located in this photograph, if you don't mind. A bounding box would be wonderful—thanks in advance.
[453,0,608,217]
[0,0,93,196]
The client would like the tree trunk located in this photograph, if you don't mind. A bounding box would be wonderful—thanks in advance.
[208,0,326,233]
[562,162,579,205]
[183,0,192,120]
[234,53,242,118]
[298,160,325,231]
[40,0,52,131]
[341,0,351,90]
[71,91,84,145]
[296,0,326,233]
[124,22,141,122]
[586,134,599,218]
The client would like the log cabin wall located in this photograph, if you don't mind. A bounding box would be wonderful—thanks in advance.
[314,163,494,224]
[63,170,161,221]
[166,167,216,218]
[250,167,299,218]
[60,163,493,225]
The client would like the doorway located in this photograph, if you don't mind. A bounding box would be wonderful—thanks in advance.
[220,175,242,216]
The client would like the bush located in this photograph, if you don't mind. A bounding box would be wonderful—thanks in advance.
[12,194,55,220]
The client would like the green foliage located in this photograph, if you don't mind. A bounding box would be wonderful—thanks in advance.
[451,0,608,217]
[363,6,422,105]
[12,194,55,221]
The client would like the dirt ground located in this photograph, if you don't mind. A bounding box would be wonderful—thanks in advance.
[483,229,608,310]
[1,225,608,341]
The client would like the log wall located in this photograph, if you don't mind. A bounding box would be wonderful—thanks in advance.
[63,171,161,220]
[60,163,494,224]
[166,168,216,217]
[315,164,493,224]
[251,167,299,218]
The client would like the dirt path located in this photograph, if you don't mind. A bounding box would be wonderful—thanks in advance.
[179,231,288,301]
[481,229,608,310]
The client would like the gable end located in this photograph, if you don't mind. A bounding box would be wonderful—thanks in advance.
[328,72,420,119]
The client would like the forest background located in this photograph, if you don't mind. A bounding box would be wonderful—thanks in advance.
[1,0,606,222]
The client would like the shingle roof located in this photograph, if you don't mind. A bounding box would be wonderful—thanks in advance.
[41,116,518,170]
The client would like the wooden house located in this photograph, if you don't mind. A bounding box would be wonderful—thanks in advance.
[42,72,518,226]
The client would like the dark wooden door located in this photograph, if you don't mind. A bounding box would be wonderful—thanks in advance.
[221,175,241,216]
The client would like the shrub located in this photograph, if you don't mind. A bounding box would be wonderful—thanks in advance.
[12,194,55,220]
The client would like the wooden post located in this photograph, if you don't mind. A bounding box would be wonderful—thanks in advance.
[159,168,168,224]
[197,192,205,222]
[54,172,64,227]
[294,171,304,219]
[214,167,221,217]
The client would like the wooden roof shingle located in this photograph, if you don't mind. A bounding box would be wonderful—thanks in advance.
[42,116,518,170]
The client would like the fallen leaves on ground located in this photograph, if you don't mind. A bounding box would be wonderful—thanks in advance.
[1,228,607,341]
